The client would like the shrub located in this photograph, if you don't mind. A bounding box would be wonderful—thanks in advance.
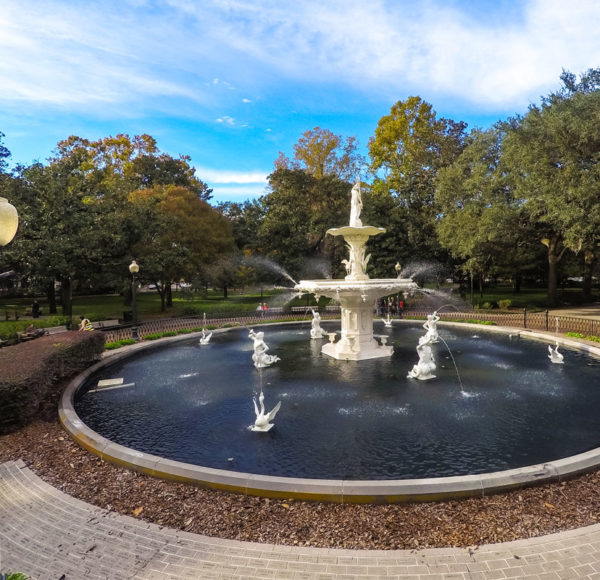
[566,332,600,343]
[105,338,137,350]
[0,332,105,435]
[143,333,163,340]
[498,299,512,309]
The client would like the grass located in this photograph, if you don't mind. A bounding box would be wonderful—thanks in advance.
[0,289,295,341]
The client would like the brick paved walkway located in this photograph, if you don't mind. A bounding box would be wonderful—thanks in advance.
[2,460,600,579]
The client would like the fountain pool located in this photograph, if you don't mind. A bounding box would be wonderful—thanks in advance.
[63,321,600,502]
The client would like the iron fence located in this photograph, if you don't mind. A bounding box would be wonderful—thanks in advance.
[101,307,598,344]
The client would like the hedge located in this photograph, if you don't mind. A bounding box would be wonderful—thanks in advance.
[0,331,105,435]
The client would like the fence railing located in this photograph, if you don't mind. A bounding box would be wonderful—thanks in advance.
[101,307,599,344]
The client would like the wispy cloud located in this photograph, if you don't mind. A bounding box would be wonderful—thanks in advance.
[3,0,600,116]
[196,168,267,184]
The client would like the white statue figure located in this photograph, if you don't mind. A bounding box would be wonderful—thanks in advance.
[548,342,564,364]
[310,310,327,339]
[382,313,392,327]
[341,259,351,276]
[199,328,212,345]
[423,311,440,343]
[248,329,280,368]
[349,179,363,227]
[251,390,282,432]
[361,252,371,273]
[407,334,437,380]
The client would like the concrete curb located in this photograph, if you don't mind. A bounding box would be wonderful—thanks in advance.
[60,322,600,503]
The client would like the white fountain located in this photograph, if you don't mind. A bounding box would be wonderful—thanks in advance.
[250,390,282,432]
[407,333,437,380]
[310,309,327,339]
[249,329,280,368]
[295,180,418,360]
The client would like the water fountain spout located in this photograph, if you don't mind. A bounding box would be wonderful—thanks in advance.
[548,342,564,364]
[310,310,328,339]
[251,390,282,432]
[199,328,212,345]
[294,179,418,360]
[249,329,280,368]
[423,311,441,343]
[407,334,437,380]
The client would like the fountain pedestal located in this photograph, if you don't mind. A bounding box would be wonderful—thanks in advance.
[295,180,418,361]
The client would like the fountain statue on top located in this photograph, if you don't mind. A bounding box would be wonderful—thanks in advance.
[407,333,437,380]
[422,311,440,343]
[250,390,282,432]
[295,179,418,360]
[249,329,280,368]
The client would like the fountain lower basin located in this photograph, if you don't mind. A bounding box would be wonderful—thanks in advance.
[61,322,600,503]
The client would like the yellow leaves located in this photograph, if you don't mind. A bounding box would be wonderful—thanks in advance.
[133,506,144,517]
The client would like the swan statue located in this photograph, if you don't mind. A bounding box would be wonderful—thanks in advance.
[251,390,282,432]
[199,328,212,345]
[548,342,564,364]
[382,313,393,327]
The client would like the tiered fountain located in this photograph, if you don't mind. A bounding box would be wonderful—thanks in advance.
[295,180,418,360]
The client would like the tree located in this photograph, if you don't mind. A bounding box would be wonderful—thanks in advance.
[275,127,365,180]
[0,131,10,173]
[502,72,600,306]
[435,127,540,295]
[258,169,350,280]
[128,186,234,310]
[368,96,467,266]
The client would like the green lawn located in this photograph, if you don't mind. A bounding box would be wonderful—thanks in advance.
[0,289,299,340]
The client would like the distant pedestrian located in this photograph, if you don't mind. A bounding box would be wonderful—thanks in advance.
[79,316,93,331]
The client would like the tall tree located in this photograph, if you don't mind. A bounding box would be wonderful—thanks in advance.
[502,71,600,306]
[275,127,365,180]
[435,127,539,294]
[258,169,350,280]
[368,96,467,266]
[128,186,234,310]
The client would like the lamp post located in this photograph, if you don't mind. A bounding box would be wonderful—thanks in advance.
[129,260,140,340]
[0,198,18,246]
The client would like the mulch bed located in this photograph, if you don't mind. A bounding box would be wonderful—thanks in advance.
[3,402,600,551]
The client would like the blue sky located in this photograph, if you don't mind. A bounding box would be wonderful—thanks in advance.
[2,0,600,204]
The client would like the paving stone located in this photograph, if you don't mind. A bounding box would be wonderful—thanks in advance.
[5,460,600,579]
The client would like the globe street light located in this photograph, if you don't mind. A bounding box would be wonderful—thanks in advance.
[0,198,18,246]
[129,260,140,340]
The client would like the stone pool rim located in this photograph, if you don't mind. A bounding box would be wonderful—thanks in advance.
[59,321,600,504]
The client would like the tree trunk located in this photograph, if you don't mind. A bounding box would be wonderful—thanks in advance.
[223,285,228,299]
[582,249,596,303]
[544,236,566,308]
[166,284,173,307]
[60,277,72,317]
[46,281,57,315]
[512,273,522,293]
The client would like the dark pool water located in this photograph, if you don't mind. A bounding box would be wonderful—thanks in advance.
[75,323,600,480]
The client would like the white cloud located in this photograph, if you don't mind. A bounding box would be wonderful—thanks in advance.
[2,0,600,115]
[196,168,268,184]
[216,116,236,125]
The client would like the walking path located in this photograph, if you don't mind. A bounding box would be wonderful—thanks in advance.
[2,460,600,579]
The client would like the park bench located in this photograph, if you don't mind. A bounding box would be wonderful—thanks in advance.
[90,319,120,329]
[45,325,68,335]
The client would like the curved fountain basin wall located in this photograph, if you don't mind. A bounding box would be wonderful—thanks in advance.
[60,323,600,503]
